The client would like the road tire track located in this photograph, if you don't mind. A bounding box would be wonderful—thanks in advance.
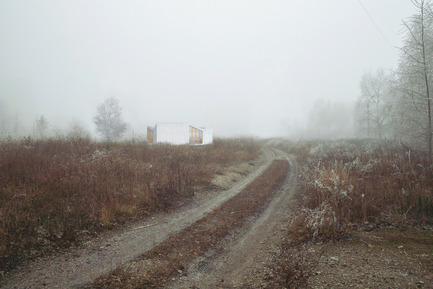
[91,157,290,288]
[169,149,298,288]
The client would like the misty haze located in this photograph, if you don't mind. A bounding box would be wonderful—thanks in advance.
[0,1,419,139]
[1,1,433,288]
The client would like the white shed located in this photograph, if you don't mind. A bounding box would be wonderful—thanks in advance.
[147,123,213,145]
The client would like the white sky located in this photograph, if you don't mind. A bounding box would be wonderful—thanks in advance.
[0,0,418,138]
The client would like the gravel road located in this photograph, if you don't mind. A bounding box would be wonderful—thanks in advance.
[168,149,298,288]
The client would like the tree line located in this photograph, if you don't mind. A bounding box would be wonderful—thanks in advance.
[355,0,433,158]
[0,96,127,147]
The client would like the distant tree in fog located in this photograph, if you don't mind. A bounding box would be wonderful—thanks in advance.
[93,97,127,146]
[394,0,433,157]
[0,117,10,139]
[67,118,90,140]
[303,99,354,139]
[354,1,433,160]
[0,99,23,139]
[355,69,394,139]
[0,99,10,139]
[34,115,49,139]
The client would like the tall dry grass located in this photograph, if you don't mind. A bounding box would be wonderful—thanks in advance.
[0,137,260,272]
[287,140,433,241]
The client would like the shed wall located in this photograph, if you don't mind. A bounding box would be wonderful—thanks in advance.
[155,123,189,145]
[147,127,154,143]
[203,128,213,145]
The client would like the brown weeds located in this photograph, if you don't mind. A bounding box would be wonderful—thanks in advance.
[271,140,433,289]
[289,140,433,241]
[0,137,260,273]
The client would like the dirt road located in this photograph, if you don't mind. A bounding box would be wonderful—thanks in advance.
[1,147,291,289]
[169,150,297,288]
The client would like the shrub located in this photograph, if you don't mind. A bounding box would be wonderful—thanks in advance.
[289,139,433,241]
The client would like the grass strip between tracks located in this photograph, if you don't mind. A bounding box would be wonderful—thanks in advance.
[90,159,289,288]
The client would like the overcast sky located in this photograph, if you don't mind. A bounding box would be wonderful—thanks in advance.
[0,0,418,139]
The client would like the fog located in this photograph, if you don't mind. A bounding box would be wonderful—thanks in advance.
[0,1,417,139]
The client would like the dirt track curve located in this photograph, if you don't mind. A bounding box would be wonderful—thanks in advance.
[1,146,296,289]
[169,149,297,288]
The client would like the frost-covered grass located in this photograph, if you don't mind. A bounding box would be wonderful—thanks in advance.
[270,139,433,288]
[0,137,260,272]
[288,139,433,241]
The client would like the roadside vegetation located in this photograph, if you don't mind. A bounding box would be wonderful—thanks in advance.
[91,159,289,288]
[272,139,433,288]
[0,137,260,273]
[290,139,432,240]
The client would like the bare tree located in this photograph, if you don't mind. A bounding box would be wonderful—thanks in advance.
[396,0,433,158]
[0,106,9,140]
[34,115,49,139]
[93,97,127,146]
[355,69,394,139]
[305,99,354,139]
[67,118,90,140]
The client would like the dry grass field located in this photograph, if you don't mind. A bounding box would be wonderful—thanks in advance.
[0,137,260,273]
[2,138,432,288]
